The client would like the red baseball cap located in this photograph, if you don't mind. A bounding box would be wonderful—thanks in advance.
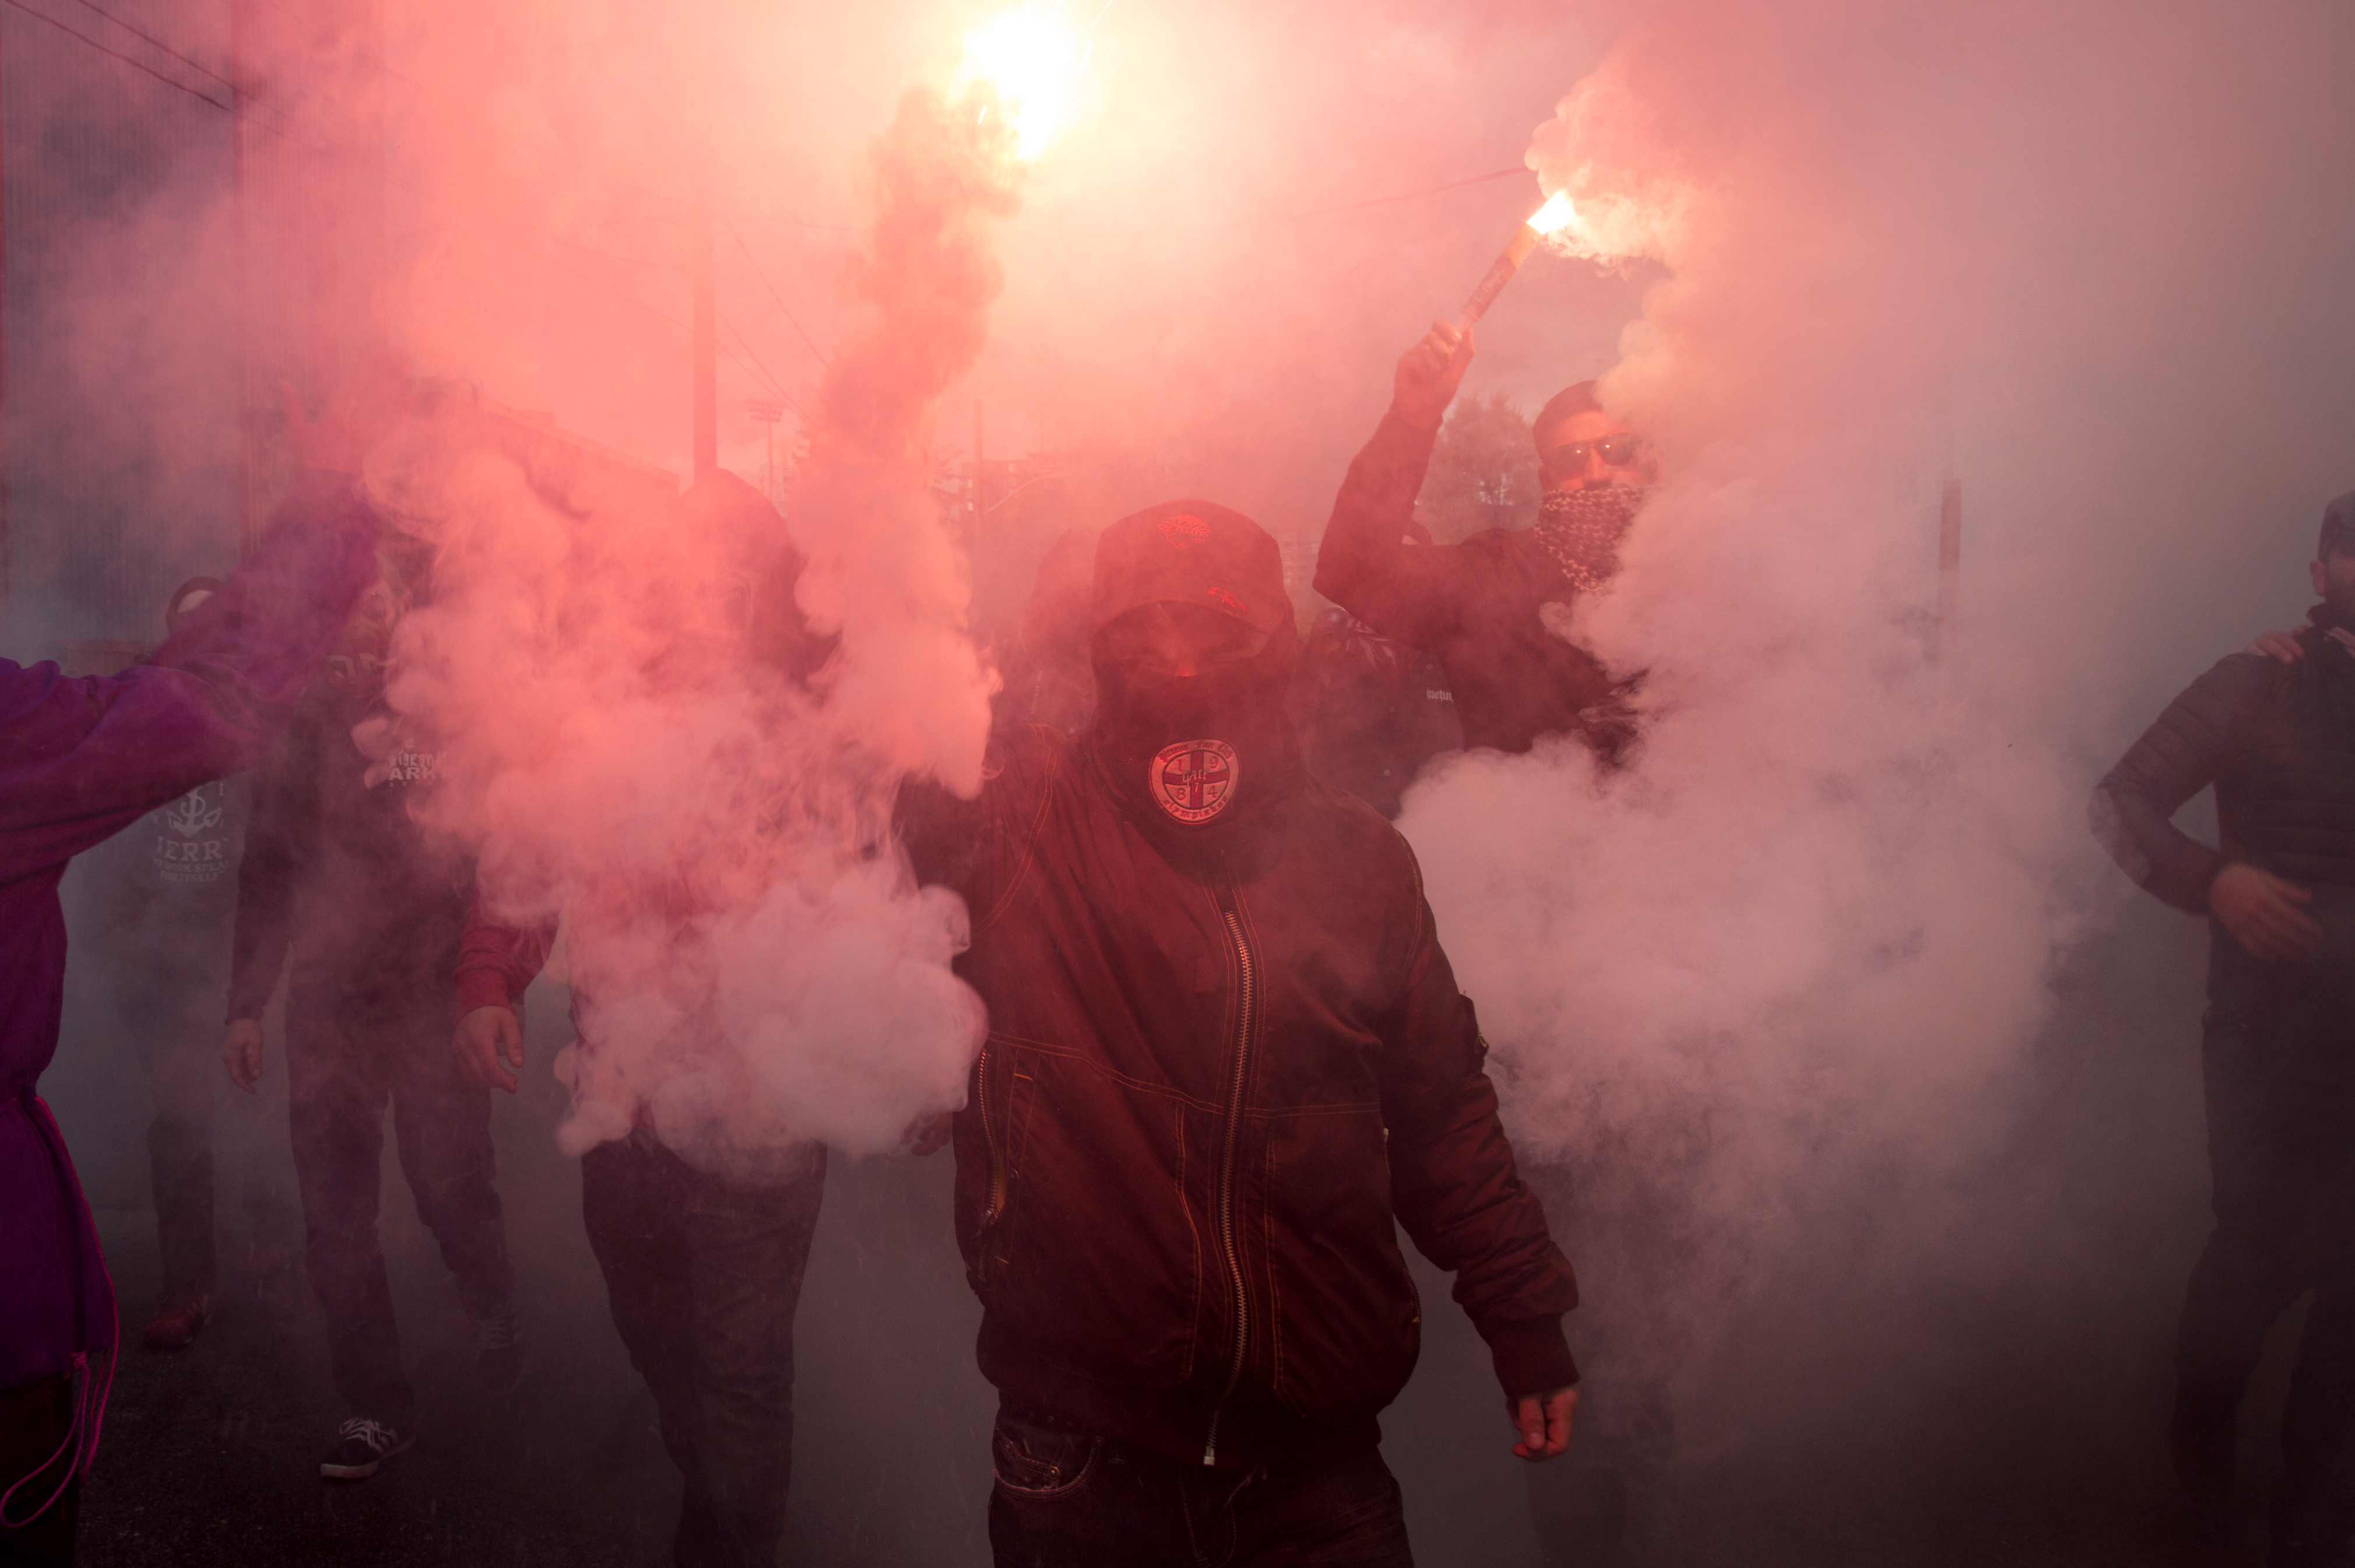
[1090,500,1290,636]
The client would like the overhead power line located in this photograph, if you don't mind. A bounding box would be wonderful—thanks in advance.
[1274,166,1529,223]
[1,0,227,111]
[716,310,807,420]
[72,0,231,90]
[730,224,832,368]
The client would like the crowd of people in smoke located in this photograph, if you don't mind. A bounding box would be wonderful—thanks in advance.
[2,307,2352,1568]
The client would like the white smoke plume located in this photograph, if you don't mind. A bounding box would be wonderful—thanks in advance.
[1398,0,2355,1383]
[372,75,1039,1171]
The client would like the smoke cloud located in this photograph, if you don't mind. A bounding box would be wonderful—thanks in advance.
[1399,0,2355,1403]
[16,0,2355,1554]
[371,70,1041,1168]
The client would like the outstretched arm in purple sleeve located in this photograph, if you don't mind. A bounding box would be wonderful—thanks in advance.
[0,471,381,877]
[0,468,381,1441]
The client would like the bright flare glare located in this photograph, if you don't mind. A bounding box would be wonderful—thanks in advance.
[1527,189,1579,237]
[961,5,1089,161]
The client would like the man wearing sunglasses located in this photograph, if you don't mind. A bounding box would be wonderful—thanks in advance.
[1317,325,1669,1568]
[1313,319,1650,767]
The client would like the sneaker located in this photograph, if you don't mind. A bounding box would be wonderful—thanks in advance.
[319,1417,413,1480]
[473,1306,522,1397]
[142,1292,209,1352]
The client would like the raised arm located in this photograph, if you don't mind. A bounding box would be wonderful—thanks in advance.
[0,472,379,883]
[1312,322,1482,650]
[1378,860,1581,1458]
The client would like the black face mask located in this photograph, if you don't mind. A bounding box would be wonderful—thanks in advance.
[1087,623,1304,849]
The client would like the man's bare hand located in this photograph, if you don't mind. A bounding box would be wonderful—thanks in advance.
[2210,862,2323,962]
[1509,1385,1577,1462]
[2248,626,2355,663]
[1393,319,1475,432]
[2247,628,2305,663]
[223,1018,265,1093]
[454,1004,525,1094]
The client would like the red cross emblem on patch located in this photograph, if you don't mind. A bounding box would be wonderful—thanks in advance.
[1150,739,1239,824]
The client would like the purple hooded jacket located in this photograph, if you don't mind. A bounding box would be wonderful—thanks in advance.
[0,472,378,1393]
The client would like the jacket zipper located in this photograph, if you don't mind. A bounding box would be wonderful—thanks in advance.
[977,1043,1008,1232]
[1202,885,1259,1467]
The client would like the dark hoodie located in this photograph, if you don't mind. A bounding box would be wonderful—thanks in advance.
[898,499,1579,1471]
[227,597,473,1023]
[2092,494,2355,917]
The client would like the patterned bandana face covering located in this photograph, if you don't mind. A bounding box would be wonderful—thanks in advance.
[1532,485,1649,593]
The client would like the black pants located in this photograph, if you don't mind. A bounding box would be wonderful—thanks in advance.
[0,1374,78,1567]
[119,976,219,1302]
[986,1403,1415,1568]
[286,969,512,1424]
[582,1131,826,1568]
[2178,932,2355,1552]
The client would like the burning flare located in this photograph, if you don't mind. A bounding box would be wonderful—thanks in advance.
[960,3,1091,161]
[1459,186,1582,325]
[1527,189,1579,238]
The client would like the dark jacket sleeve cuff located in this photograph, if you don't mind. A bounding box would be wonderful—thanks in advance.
[2188,848,2231,912]
[1486,1317,1579,1398]
[455,967,519,1015]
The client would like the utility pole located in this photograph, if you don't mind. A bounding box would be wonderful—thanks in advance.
[691,178,716,482]
[971,398,985,511]
[231,0,258,556]
[746,398,784,504]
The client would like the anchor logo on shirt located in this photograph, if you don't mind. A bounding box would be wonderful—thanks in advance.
[159,789,224,839]
[1150,739,1239,825]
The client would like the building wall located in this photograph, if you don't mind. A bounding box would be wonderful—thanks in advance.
[2,0,242,652]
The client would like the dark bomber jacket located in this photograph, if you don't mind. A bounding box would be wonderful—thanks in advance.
[899,724,1579,1470]
[2092,622,2355,914]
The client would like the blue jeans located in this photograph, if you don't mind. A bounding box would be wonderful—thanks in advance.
[582,1131,827,1568]
[987,1402,1415,1568]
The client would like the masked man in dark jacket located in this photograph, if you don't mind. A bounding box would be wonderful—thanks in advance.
[899,501,1580,1567]
[224,564,516,1483]
[2092,491,2355,1568]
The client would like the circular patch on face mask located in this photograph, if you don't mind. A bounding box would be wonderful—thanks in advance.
[1150,739,1239,824]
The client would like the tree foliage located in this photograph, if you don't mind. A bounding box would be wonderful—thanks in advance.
[1418,392,1542,543]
